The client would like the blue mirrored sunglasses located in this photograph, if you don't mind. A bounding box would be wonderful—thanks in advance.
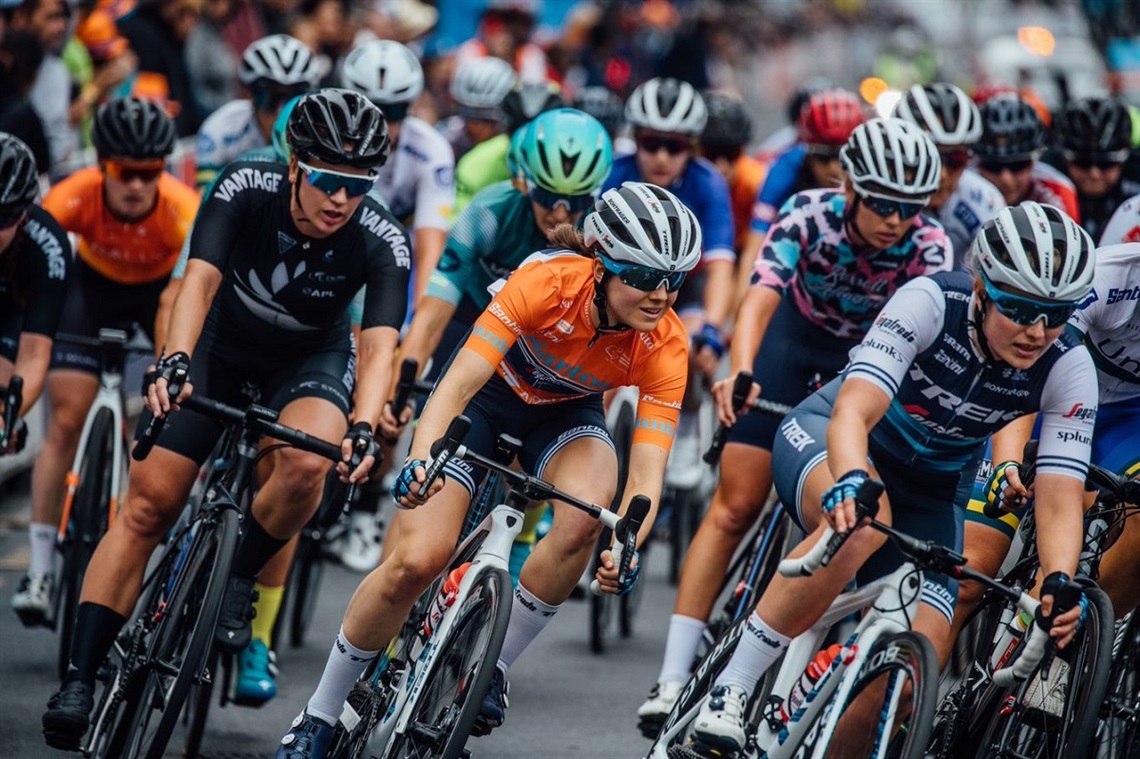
[982,277,1077,328]
[528,185,595,214]
[860,194,925,220]
[298,161,376,198]
[599,255,687,293]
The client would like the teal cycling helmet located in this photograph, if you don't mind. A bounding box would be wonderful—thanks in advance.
[272,95,303,163]
[516,107,613,196]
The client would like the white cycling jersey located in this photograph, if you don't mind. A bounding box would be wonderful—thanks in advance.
[1070,243,1140,405]
[194,100,265,190]
[1099,193,1140,246]
[936,169,1004,269]
[373,116,455,232]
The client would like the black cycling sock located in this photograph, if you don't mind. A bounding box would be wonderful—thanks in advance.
[231,513,288,580]
[67,602,127,686]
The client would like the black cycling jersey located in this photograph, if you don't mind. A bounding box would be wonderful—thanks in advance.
[1044,151,1140,242]
[0,205,70,361]
[190,160,411,361]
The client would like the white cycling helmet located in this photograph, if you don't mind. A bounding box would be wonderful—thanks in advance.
[840,117,941,201]
[972,201,1094,303]
[239,34,320,88]
[892,83,983,147]
[342,40,424,106]
[450,57,517,111]
[625,78,707,135]
[584,181,702,272]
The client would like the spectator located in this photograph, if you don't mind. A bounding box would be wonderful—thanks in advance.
[10,0,74,172]
[454,0,548,84]
[186,0,239,115]
[0,29,51,174]
[118,0,205,136]
[72,5,137,142]
[288,0,351,85]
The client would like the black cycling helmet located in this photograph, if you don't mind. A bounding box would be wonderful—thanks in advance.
[0,133,39,212]
[287,88,390,171]
[1056,96,1133,159]
[92,96,177,161]
[501,81,565,134]
[975,94,1047,160]
[573,86,624,137]
[701,92,753,148]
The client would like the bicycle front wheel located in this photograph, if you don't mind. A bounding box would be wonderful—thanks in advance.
[789,631,938,759]
[1093,610,1140,759]
[383,566,512,759]
[56,406,115,681]
[975,586,1114,759]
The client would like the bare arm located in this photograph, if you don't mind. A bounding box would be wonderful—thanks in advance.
[148,259,222,415]
[408,347,497,464]
[412,227,448,306]
[393,295,458,392]
[10,333,52,415]
[621,442,670,549]
[732,229,766,314]
[712,284,782,425]
[153,278,182,357]
[825,377,893,533]
[701,259,736,329]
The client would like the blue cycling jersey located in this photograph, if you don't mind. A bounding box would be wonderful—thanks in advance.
[750,143,810,236]
[603,154,735,264]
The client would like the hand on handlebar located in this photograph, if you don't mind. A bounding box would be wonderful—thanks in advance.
[390,458,444,508]
[821,469,870,535]
[378,398,415,441]
[338,421,380,484]
[1039,572,1087,649]
[711,371,760,427]
[0,418,26,454]
[143,352,192,418]
[985,460,1030,513]
[594,548,640,596]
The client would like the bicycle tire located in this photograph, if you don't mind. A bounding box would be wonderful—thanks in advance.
[182,649,219,759]
[620,540,649,638]
[589,526,616,654]
[382,566,512,759]
[55,407,115,681]
[109,506,241,759]
[289,530,325,648]
[1093,610,1140,759]
[786,630,938,759]
[975,585,1114,759]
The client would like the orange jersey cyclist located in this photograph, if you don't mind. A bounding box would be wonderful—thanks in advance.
[275,182,702,758]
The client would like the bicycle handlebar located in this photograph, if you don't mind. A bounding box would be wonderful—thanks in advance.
[704,372,793,465]
[991,581,1081,687]
[778,479,886,577]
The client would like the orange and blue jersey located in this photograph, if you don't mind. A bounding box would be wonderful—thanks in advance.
[463,252,689,451]
[43,167,199,285]
[731,154,766,250]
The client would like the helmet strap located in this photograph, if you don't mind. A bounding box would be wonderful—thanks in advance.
[843,195,873,250]
[969,291,1002,366]
[588,272,631,347]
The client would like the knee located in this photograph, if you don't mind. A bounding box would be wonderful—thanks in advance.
[45,403,90,448]
[548,514,602,555]
[386,546,451,600]
[119,488,179,544]
[706,486,765,538]
[831,527,888,570]
[273,450,330,501]
[955,579,986,610]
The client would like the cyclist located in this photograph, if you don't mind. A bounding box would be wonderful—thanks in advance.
[40,89,410,752]
[975,94,1080,221]
[689,201,1098,752]
[1050,96,1140,242]
[1100,192,1140,245]
[342,39,455,304]
[275,182,699,757]
[698,92,764,258]
[440,55,517,160]
[195,34,319,192]
[892,82,1004,267]
[637,118,951,732]
[574,85,632,155]
[11,98,198,628]
[0,133,70,450]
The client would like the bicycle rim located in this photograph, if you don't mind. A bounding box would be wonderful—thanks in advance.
[56,407,115,681]
[182,648,219,759]
[384,566,512,759]
[977,586,1114,759]
[290,534,324,648]
[620,541,649,638]
[113,507,240,759]
[1094,611,1140,758]
[590,527,615,654]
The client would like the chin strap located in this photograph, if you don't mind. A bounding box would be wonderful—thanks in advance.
[588,272,632,348]
[969,292,1002,366]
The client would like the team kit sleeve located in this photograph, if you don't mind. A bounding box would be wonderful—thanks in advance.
[843,277,946,398]
[21,214,71,339]
[425,201,498,306]
[413,152,456,232]
[698,167,736,264]
[914,218,954,275]
[40,170,90,235]
[750,195,808,295]
[1099,195,1140,246]
[187,166,252,272]
[463,261,552,364]
[630,339,687,450]
[360,222,414,331]
[749,147,805,236]
[1034,347,1098,481]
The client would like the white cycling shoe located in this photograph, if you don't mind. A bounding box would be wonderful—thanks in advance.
[339,512,384,573]
[11,572,53,627]
[692,684,748,751]
[637,680,684,737]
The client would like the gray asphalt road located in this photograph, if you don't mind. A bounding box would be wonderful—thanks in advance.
[0,483,677,759]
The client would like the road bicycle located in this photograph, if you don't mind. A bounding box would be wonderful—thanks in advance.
[82,387,356,759]
[326,414,649,759]
[646,478,1077,759]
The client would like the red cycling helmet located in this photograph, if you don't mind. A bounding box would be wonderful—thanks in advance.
[798,89,866,146]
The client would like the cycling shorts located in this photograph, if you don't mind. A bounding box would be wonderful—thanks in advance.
[141,324,355,466]
[965,395,1140,539]
[726,295,858,452]
[441,372,615,499]
[50,259,167,375]
[771,381,974,624]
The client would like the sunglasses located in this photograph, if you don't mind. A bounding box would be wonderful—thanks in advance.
[806,145,842,161]
[860,194,924,220]
[298,161,376,198]
[253,87,308,113]
[982,277,1077,328]
[637,135,690,156]
[378,101,409,123]
[1065,151,1127,171]
[978,158,1033,175]
[939,149,971,170]
[528,185,594,213]
[104,160,165,183]
[598,254,687,293]
[701,144,743,163]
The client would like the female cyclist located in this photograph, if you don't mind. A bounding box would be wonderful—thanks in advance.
[690,202,1098,752]
[637,117,951,732]
[275,182,700,758]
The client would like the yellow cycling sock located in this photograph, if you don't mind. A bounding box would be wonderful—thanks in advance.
[251,583,285,646]
[516,505,543,545]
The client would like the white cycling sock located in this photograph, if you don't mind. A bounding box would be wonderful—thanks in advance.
[714,612,792,695]
[658,614,707,685]
[496,583,560,672]
[306,628,380,725]
[28,522,56,576]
